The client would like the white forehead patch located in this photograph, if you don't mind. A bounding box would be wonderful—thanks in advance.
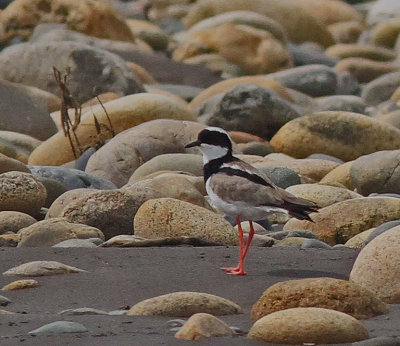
[205,126,231,137]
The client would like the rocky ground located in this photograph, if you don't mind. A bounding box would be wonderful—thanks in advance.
[0,0,399,344]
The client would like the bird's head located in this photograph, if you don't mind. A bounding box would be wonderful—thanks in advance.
[185,127,233,163]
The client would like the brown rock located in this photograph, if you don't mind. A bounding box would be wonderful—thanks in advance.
[2,279,39,291]
[270,111,400,162]
[248,307,368,344]
[0,0,135,45]
[326,44,396,62]
[0,153,30,175]
[350,226,400,303]
[0,211,36,234]
[0,172,46,217]
[328,21,364,44]
[17,218,104,247]
[0,131,42,164]
[134,198,237,245]
[183,0,334,47]
[334,57,399,83]
[29,94,195,166]
[0,234,19,247]
[285,184,361,208]
[173,23,292,75]
[59,190,140,239]
[251,277,387,320]
[284,197,400,245]
[127,291,242,317]
[370,18,400,48]
[175,313,234,340]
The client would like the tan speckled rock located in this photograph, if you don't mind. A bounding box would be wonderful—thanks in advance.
[29,93,196,166]
[127,292,242,317]
[124,174,211,210]
[285,184,361,208]
[59,190,140,239]
[0,211,36,234]
[0,172,46,216]
[2,279,39,291]
[3,260,87,276]
[175,313,234,340]
[350,226,400,303]
[344,228,375,248]
[17,218,104,247]
[284,197,400,245]
[134,198,237,245]
[320,161,355,190]
[270,112,400,162]
[251,277,387,321]
[248,307,368,344]
[370,18,400,48]
[0,0,135,45]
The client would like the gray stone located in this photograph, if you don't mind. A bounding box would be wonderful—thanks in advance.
[145,84,203,102]
[28,321,88,335]
[0,295,11,306]
[315,95,366,114]
[241,142,274,156]
[206,84,301,140]
[0,79,57,140]
[301,239,333,249]
[361,71,400,106]
[267,230,318,240]
[52,239,99,248]
[267,65,338,97]
[256,167,301,189]
[365,220,400,244]
[59,308,108,316]
[29,165,116,191]
[288,43,336,67]
[0,41,144,103]
[336,71,361,95]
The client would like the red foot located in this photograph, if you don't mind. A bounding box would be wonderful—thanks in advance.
[221,266,239,272]
[227,269,246,276]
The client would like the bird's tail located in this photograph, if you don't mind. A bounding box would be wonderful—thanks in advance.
[282,193,319,222]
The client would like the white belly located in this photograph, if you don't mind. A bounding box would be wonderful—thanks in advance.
[205,179,288,221]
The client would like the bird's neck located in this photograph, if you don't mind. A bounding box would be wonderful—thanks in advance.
[203,152,238,182]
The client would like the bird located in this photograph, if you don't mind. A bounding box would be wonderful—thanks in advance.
[185,127,318,276]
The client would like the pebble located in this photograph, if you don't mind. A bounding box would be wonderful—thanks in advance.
[0,295,11,306]
[52,239,99,248]
[0,211,36,234]
[300,239,333,249]
[127,291,242,317]
[59,308,108,316]
[2,279,39,291]
[28,321,88,336]
[3,261,87,277]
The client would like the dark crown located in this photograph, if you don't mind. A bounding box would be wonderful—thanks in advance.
[198,128,232,151]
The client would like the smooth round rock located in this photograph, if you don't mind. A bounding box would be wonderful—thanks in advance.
[326,44,396,62]
[365,220,400,244]
[361,71,400,106]
[205,84,300,140]
[345,229,375,248]
[270,111,400,161]
[0,153,30,175]
[2,279,39,291]
[28,321,88,336]
[350,149,400,195]
[17,218,104,247]
[286,183,361,208]
[320,161,356,190]
[248,307,368,344]
[3,260,87,276]
[127,291,242,317]
[350,226,400,303]
[0,172,46,217]
[85,119,205,187]
[0,211,36,234]
[314,95,366,114]
[284,197,400,245]
[134,198,237,245]
[251,277,387,320]
[175,313,234,340]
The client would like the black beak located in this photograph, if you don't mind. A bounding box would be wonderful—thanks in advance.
[185,140,201,148]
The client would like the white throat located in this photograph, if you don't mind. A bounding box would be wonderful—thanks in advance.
[199,143,229,164]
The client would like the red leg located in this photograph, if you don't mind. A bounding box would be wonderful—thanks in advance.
[221,216,244,273]
[225,221,255,276]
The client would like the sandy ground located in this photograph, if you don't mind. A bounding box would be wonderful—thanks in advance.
[0,246,398,345]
